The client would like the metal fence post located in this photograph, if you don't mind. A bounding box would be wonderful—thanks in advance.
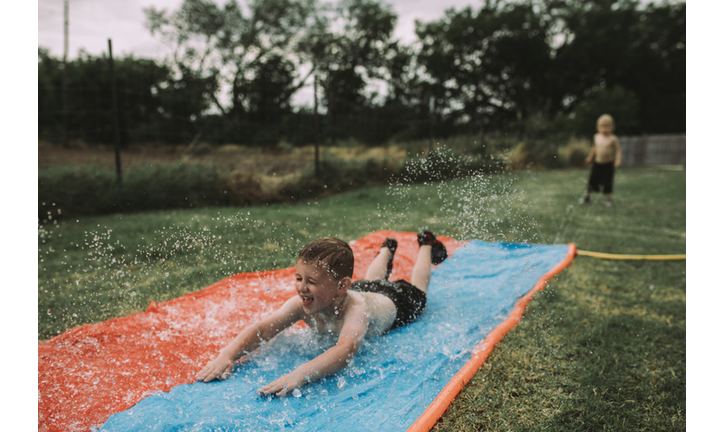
[108,39,122,184]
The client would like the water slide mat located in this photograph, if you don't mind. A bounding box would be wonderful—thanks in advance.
[38,231,573,431]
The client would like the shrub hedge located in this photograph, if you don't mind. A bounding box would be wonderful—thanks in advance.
[39,149,512,221]
[39,163,225,222]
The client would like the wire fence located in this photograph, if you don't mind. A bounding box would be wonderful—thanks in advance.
[38,82,431,148]
[39,61,687,167]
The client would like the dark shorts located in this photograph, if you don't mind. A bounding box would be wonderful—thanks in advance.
[587,161,615,194]
[350,279,427,331]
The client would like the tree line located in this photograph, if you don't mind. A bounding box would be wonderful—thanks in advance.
[38,0,685,148]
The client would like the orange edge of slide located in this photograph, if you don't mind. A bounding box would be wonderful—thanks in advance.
[407,243,578,432]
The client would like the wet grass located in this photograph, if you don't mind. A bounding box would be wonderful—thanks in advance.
[38,167,685,430]
[432,168,686,431]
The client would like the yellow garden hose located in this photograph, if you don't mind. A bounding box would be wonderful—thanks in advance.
[577,249,685,260]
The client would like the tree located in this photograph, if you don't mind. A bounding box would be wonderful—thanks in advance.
[413,0,685,138]
[416,2,557,136]
[237,54,298,143]
[629,1,685,133]
[38,48,206,146]
[570,85,640,135]
[375,43,433,142]
[543,0,685,133]
[300,0,399,142]
[38,48,64,142]
[144,0,318,144]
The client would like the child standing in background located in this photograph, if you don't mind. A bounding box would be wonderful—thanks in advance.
[580,114,622,206]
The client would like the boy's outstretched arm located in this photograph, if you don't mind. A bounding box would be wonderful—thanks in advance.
[258,301,369,396]
[195,298,304,383]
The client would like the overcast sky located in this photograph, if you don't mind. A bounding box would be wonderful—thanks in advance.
[38,0,485,60]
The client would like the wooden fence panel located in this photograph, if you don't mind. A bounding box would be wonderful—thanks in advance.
[619,134,686,166]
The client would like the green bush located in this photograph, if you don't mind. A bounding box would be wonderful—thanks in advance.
[39,149,508,221]
[39,163,225,221]
[524,138,568,169]
[278,158,397,202]
[39,166,117,222]
[115,163,225,211]
[559,138,591,168]
[492,136,569,171]
[394,149,505,183]
[570,85,641,136]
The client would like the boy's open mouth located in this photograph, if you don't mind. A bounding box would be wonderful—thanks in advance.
[300,294,313,306]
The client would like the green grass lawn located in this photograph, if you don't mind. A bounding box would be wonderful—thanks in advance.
[38,167,685,430]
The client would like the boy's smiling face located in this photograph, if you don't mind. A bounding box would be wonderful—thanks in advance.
[295,259,346,315]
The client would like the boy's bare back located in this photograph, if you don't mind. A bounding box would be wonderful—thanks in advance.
[302,290,397,337]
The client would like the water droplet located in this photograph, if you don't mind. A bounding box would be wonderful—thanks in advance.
[292,388,302,397]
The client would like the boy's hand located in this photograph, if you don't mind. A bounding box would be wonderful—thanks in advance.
[257,371,306,397]
[196,354,246,382]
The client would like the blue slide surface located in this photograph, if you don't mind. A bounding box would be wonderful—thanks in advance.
[101,241,568,431]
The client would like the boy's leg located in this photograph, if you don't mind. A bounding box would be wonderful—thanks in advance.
[364,238,397,281]
[411,244,433,294]
[603,166,613,205]
[581,178,593,203]
[412,231,447,293]
[580,179,592,204]
[364,247,392,281]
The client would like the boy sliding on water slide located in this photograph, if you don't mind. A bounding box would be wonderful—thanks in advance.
[195,232,448,396]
